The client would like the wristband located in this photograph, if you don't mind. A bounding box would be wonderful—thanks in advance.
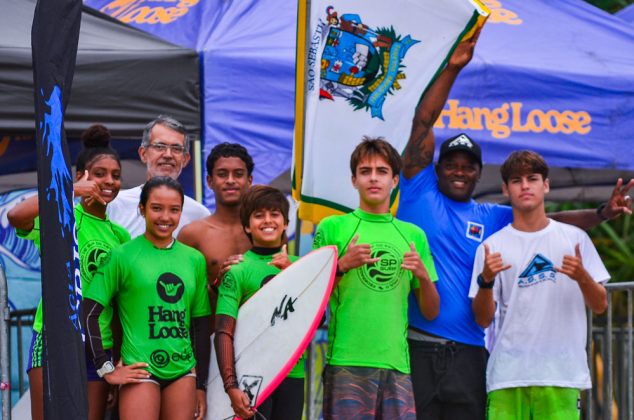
[210,277,222,293]
[96,360,115,378]
[224,381,239,392]
[596,202,608,222]
[477,274,494,289]
[336,262,347,277]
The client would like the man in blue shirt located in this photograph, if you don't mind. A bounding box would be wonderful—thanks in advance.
[397,28,634,420]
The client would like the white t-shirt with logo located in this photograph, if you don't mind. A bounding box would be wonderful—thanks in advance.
[106,185,210,238]
[468,219,609,392]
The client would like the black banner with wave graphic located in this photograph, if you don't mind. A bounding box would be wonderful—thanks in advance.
[31,0,87,417]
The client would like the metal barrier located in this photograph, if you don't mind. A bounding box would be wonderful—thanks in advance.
[1,265,10,420]
[0,263,36,420]
[585,281,634,420]
[8,308,35,398]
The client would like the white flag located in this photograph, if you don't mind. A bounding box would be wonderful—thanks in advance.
[294,0,488,222]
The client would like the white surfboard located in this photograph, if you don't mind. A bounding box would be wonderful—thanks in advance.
[206,246,337,420]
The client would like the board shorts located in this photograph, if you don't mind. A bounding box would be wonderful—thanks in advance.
[138,370,197,390]
[27,330,43,373]
[487,386,581,420]
[323,365,416,419]
[28,330,113,383]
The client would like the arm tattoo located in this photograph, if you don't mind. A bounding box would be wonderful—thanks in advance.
[404,131,434,171]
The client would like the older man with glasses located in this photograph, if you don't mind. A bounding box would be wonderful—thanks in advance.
[107,115,210,238]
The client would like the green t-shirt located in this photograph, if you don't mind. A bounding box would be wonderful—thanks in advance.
[17,204,130,350]
[216,248,305,378]
[86,235,211,379]
[312,208,438,373]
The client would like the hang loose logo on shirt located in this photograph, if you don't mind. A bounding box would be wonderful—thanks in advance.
[156,273,185,303]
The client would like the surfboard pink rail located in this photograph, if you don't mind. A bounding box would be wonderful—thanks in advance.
[243,245,338,417]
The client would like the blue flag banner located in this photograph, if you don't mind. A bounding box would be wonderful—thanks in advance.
[31,0,87,416]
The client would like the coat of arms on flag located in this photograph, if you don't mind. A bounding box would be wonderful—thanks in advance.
[316,7,419,120]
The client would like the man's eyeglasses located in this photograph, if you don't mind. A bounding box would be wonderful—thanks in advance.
[147,143,186,155]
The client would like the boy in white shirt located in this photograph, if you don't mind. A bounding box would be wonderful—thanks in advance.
[469,150,609,419]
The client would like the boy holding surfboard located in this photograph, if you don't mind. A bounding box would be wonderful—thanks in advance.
[214,185,305,419]
[312,138,440,419]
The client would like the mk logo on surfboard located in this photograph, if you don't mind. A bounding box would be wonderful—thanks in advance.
[270,294,298,326]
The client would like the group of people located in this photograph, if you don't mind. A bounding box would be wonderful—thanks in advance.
[8,27,634,420]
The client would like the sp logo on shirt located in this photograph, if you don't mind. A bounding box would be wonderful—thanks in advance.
[360,242,402,292]
[157,273,185,303]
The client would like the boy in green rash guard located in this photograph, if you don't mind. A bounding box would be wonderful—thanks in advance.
[7,124,130,420]
[82,177,212,420]
[215,185,305,420]
[312,138,440,419]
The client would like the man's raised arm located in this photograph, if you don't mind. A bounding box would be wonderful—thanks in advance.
[402,26,482,179]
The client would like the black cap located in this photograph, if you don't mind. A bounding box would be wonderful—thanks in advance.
[438,133,482,167]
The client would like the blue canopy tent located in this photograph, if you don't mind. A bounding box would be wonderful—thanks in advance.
[85,0,634,204]
[617,3,634,22]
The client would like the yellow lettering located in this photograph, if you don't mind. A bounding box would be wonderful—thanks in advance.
[559,111,576,134]
[543,110,560,133]
[511,102,529,132]
[576,111,592,134]
[435,100,592,139]
[101,0,139,19]
[525,109,545,133]
[120,7,149,23]
[482,0,523,25]
[470,108,487,130]
[455,105,474,130]
[101,0,199,24]
[490,103,511,138]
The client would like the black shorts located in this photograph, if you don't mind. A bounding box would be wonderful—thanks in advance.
[138,371,196,390]
[408,337,488,420]
[255,376,304,420]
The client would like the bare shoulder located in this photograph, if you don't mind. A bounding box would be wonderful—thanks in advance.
[177,216,218,246]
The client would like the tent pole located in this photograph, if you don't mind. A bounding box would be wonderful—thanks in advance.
[193,137,203,203]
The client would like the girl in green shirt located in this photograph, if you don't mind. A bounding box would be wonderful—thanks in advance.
[8,125,129,420]
[83,177,211,420]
